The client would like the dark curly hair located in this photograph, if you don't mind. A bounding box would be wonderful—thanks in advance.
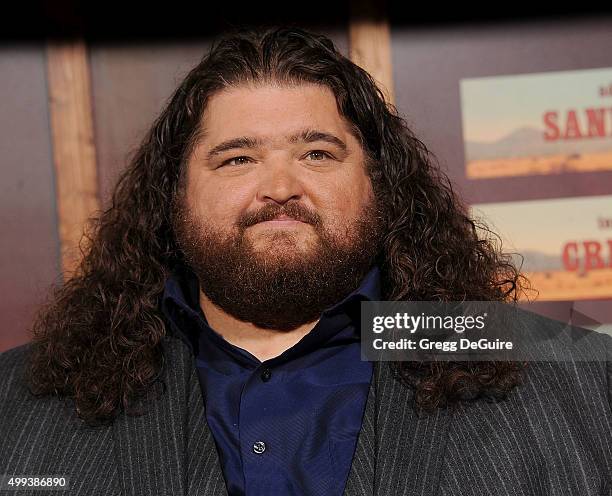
[25,25,531,426]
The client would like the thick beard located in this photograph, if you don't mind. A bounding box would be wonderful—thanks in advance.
[171,193,385,331]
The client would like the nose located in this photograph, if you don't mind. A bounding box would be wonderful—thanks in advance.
[256,155,304,205]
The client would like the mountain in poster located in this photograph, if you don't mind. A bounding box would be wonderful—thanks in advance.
[465,126,612,162]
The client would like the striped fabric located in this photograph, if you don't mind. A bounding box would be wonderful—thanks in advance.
[1,331,611,495]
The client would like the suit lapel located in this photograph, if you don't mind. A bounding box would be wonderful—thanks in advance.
[344,361,454,496]
[183,346,228,496]
[344,362,377,496]
[112,336,227,496]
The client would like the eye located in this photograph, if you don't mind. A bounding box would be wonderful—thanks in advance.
[220,156,252,167]
[305,150,333,161]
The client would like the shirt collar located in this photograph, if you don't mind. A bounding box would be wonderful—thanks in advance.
[160,262,382,357]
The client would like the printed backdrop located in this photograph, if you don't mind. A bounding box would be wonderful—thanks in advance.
[461,68,612,304]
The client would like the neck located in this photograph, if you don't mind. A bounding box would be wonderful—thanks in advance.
[199,291,319,362]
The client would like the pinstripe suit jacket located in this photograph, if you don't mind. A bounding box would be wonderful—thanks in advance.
[1,329,612,495]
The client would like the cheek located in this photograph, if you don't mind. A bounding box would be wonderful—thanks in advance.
[316,192,366,236]
[187,175,253,226]
[320,171,373,220]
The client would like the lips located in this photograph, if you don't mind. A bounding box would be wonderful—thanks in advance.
[269,215,298,221]
[254,215,305,227]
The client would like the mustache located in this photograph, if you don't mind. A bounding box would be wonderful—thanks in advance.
[238,203,322,228]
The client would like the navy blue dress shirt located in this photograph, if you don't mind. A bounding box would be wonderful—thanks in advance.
[160,263,381,496]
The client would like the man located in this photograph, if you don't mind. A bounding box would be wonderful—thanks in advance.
[1,26,611,496]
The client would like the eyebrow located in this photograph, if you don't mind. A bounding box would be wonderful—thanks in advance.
[205,128,347,160]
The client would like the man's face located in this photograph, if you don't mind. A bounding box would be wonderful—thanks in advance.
[172,82,385,330]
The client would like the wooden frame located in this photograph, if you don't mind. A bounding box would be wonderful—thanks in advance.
[46,39,100,279]
[349,0,395,105]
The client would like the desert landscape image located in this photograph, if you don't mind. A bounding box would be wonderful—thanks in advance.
[461,67,612,179]
[522,267,612,301]
[465,126,612,178]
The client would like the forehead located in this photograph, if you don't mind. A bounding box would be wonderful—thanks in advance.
[199,83,356,144]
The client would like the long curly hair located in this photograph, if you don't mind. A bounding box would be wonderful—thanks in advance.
[25,26,531,426]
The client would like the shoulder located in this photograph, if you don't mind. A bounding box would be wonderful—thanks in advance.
[0,343,118,482]
[0,334,195,437]
[0,335,193,408]
[0,342,78,428]
[447,324,612,437]
[0,342,34,402]
[440,337,612,496]
[0,341,31,370]
[0,336,192,475]
[481,324,612,422]
[521,325,612,410]
[453,327,612,461]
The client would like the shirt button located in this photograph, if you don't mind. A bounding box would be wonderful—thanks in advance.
[252,441,266,454]
[260,368,272,382]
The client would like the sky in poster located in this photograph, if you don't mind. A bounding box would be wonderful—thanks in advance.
[460,67,612,143]
[471,194,611,256]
